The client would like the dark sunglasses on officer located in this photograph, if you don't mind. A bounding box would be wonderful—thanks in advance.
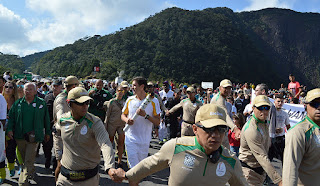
[254,105,271,111]
[70,100,90,106]
[195,123,228,135]
[308,101,320,109]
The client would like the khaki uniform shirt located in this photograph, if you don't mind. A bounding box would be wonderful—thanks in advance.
[53,112,114,171]
[210,92,234,129]
[104,98,125,127]
[283,116,320,186]
[239,114,281,184]
[169,98,202,123]
[126,136,247,186]
[53,91,70,123]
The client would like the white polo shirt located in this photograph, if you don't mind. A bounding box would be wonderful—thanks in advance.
[159,90,174,105]
[122,95,161,145]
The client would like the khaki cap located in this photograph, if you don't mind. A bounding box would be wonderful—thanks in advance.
[67,87,92,103]
[252,95,271,107]
[147,82,154,86]
[195,104,228,128]
[120,81,129,88]
[65,76,79,86]
[305,88,320,103]
[186,87,195,93]
[220,79,232,88]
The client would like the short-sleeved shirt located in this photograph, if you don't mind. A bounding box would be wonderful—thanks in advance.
[275,109,290,137]
[159,90,174,105]
[122,95,161,144]
[288,81,300,98]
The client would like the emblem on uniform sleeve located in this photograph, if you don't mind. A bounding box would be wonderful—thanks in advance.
[183,154,195,168]
[216,162,226,176]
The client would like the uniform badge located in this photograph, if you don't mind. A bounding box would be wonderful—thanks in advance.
[39,105,43,109]
[65,123,70,130]
[103,94,107,97]
[313,134,320,147]
[80,125,88,135]
[32,103,36,107]
[216,162,226,177]
[183,154,195,168]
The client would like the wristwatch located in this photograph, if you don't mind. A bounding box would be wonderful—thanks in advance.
[145,114,150,119]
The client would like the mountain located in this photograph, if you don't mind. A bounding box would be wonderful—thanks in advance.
[3,7,320,88]
[22,50,50,70]
[0,53,24,74]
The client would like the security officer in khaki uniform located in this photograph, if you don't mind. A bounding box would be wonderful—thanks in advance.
[211,79,240,148]
[239,95,282,186]
[54,87,119,185]
[283,88,320,186]
[166,87,202,136]
[114,104,248,185]
[104,85,126,166]
[53,76,79,123]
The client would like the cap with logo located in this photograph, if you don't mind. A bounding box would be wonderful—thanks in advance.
[220,79,232,88]
[120,81,129,88]
[65,76,79,86]
[305,88,320,103]
[252,95,271,107]
[186,87,195,93]
[195,104,227,128]
[68,87,93,103]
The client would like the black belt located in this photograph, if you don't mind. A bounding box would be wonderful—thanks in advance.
[183,120,194,125]
[61,165,99,182]
[240,160,264,175]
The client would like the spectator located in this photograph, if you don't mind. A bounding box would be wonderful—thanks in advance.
[288,74,301,104]
[228,113,245,157]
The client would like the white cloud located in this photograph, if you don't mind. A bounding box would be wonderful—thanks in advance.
[0,0,173,56]
[242,0,296,11]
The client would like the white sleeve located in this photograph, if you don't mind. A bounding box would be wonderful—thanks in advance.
[0,95,7,120]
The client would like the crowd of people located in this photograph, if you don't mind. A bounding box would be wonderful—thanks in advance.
[0,72,318,186]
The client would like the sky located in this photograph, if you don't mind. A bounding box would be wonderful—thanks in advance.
[1,0,320,57]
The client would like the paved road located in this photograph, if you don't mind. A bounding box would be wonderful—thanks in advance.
[1,139,282,185]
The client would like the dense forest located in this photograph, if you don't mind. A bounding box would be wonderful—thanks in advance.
[2,7,320,88]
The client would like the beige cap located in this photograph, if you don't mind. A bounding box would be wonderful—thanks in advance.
[147,82,154,86]
[120,81,129,88]
[186,87,195,93]
[67,87,92,103]
[305,88,320,103]
[195,104,227,128]
[252,95,271,107]
[220,79,232,88]
[65,76,79,86]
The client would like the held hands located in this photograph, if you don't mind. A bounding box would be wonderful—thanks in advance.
[127,118,134,125]
[108,168,127,183]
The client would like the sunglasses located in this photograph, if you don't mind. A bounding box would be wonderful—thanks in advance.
[17,85,24,88]
[309,101,320,109]
[256,106,271,111]
[195,123,228,134]
[5,85,14,89]
[71,100,90,106]
[117,90,124,93]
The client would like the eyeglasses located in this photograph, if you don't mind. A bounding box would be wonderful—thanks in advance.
[195,123,228,134]
[17,85,24,88]
[5,85,13,89]
[309,101,320,109]
[256,106,271,111]
[71,100,90,106]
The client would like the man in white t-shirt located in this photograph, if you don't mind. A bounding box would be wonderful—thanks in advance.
[121,77,160,186]
[270,94,290,162]
[159,81,174,105]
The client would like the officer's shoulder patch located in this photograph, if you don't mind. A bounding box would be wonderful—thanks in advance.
[174,137,196,154]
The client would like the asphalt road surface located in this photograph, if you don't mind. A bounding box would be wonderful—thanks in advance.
[1,139,282,186]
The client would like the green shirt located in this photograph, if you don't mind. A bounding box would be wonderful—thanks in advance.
[7,96,51,142]
[88,88,112,120]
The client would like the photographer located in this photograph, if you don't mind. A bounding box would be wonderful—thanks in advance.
[88,79,112,121]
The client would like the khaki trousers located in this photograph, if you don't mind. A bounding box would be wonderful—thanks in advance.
[56,172,99,186]
[181,122,195,137]
[242,166,266,186]
[16,139,39,186]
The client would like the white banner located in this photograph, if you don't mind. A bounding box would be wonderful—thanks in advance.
[201,82,213,89]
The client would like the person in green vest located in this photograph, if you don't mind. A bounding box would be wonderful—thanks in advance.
[6,83,51,185]
[88,79,112,121]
